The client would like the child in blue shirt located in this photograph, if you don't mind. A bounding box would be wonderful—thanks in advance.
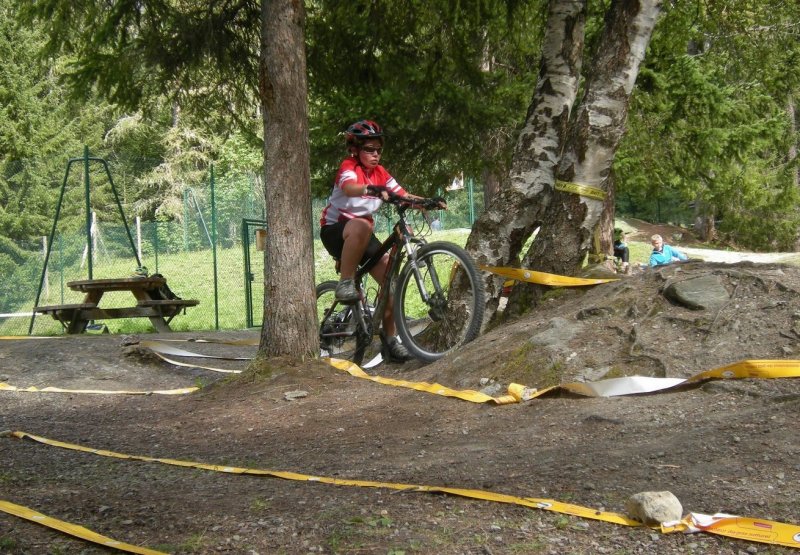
[649,234,688,267]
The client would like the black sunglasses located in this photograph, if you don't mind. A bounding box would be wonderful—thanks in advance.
[360,146,383,154]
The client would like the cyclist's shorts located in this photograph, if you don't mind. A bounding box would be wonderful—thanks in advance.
[320,221,383,266]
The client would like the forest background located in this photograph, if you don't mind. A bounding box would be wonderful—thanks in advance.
[2,0,800,310]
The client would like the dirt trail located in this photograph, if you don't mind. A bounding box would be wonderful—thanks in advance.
[2,259,800,554]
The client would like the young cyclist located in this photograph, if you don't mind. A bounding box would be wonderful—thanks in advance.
[319,120,443,363]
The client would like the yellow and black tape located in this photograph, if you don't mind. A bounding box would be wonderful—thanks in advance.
[554,179,606,201]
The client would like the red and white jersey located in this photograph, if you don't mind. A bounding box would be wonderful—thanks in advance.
[320,157,406,226]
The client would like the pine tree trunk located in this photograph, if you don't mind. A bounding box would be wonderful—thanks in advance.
[693,194,716,242]
[258,0,318,357]
[507,0,661,313]
[463,0,587,325]
[481,169,501,209]
[789,94,800,251]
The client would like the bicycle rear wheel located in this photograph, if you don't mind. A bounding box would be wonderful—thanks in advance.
[316,281,375,366]
[394,241,484,362]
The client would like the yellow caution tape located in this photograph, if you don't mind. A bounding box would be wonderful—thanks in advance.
[481,265,618,286]
[0,498,166,555]
[662,513,800,549]
[327,358,534,405]
[686,359,800,382]
[9,431,800,549]
[140,341,800,404]
[0,336,65,340]
[7,431,639,528]
[555,179,606,200]
[0,382,197,395]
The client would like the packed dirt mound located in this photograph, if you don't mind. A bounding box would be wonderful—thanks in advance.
[418,260,800,392]
[2,261,800,554]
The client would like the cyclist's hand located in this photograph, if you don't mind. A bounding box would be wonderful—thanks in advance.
[365,185,384,197]
[431,196,447,209]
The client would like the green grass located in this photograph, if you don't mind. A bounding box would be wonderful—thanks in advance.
[5,229,472,337]
[11,219,798,337]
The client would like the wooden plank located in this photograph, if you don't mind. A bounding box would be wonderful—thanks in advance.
[67,277,165,293]
[137,299,199,308]
[34,303,97,314]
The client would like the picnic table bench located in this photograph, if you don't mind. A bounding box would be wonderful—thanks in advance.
[34,276,198,334]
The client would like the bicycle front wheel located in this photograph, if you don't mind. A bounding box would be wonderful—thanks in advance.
[394,241,485,362]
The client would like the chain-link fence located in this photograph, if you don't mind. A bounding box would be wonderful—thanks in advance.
[1,156,486,336]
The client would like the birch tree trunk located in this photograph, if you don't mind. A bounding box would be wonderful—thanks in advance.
[463,0,587,325]
[507,0,661,314]
[259,0,318,357]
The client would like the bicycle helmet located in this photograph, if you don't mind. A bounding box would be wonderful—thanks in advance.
[345,120,384,147]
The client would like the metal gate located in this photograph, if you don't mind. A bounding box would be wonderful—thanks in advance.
[242,218,266,328]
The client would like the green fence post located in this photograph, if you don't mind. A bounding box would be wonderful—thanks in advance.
[184,188,191,251]
[468,178,475,225]
[154,221,160,273]
[210,165,220,330]
[59,234,64,304]
[83,146,93,279]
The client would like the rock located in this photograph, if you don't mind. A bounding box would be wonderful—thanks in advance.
[119,334,140,346]
[528,317,581,348]
[663,275,730,311]
[284,390,309,401]
[479,382,505,397]
[625,491,683,525]
[576,306,615,320]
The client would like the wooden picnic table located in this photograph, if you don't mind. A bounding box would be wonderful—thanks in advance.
[34,276,199,334]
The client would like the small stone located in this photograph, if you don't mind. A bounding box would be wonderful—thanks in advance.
[284,390,308,401]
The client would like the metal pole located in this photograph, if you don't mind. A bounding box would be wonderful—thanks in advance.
[183,189,189,251]
[210,165,220,330]
[98,159,140,268]
[42,236,49,300]
[136,216,142,263]
[468,177,475,225]
[243,220,252,328]
[154,221,160,273]
[84,146,93,279]
[29,157,78,334]
[59,234,64,304]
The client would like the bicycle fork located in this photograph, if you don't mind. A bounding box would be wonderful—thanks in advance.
[404,246,447,321]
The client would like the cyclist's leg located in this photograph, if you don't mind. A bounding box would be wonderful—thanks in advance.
[340,219,374,280]
[368,255,411,362]
[368,255,396,337]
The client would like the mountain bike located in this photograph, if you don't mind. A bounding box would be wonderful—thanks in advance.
[317,194,485,366]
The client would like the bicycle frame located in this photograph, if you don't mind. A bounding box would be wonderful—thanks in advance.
[355,206,425,335]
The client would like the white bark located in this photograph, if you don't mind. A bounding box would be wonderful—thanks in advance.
[561,0,662,251]
[464,0,586,324]
[508,0,662,313]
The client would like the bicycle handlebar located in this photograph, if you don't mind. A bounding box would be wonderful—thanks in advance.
[365,187,446,211]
